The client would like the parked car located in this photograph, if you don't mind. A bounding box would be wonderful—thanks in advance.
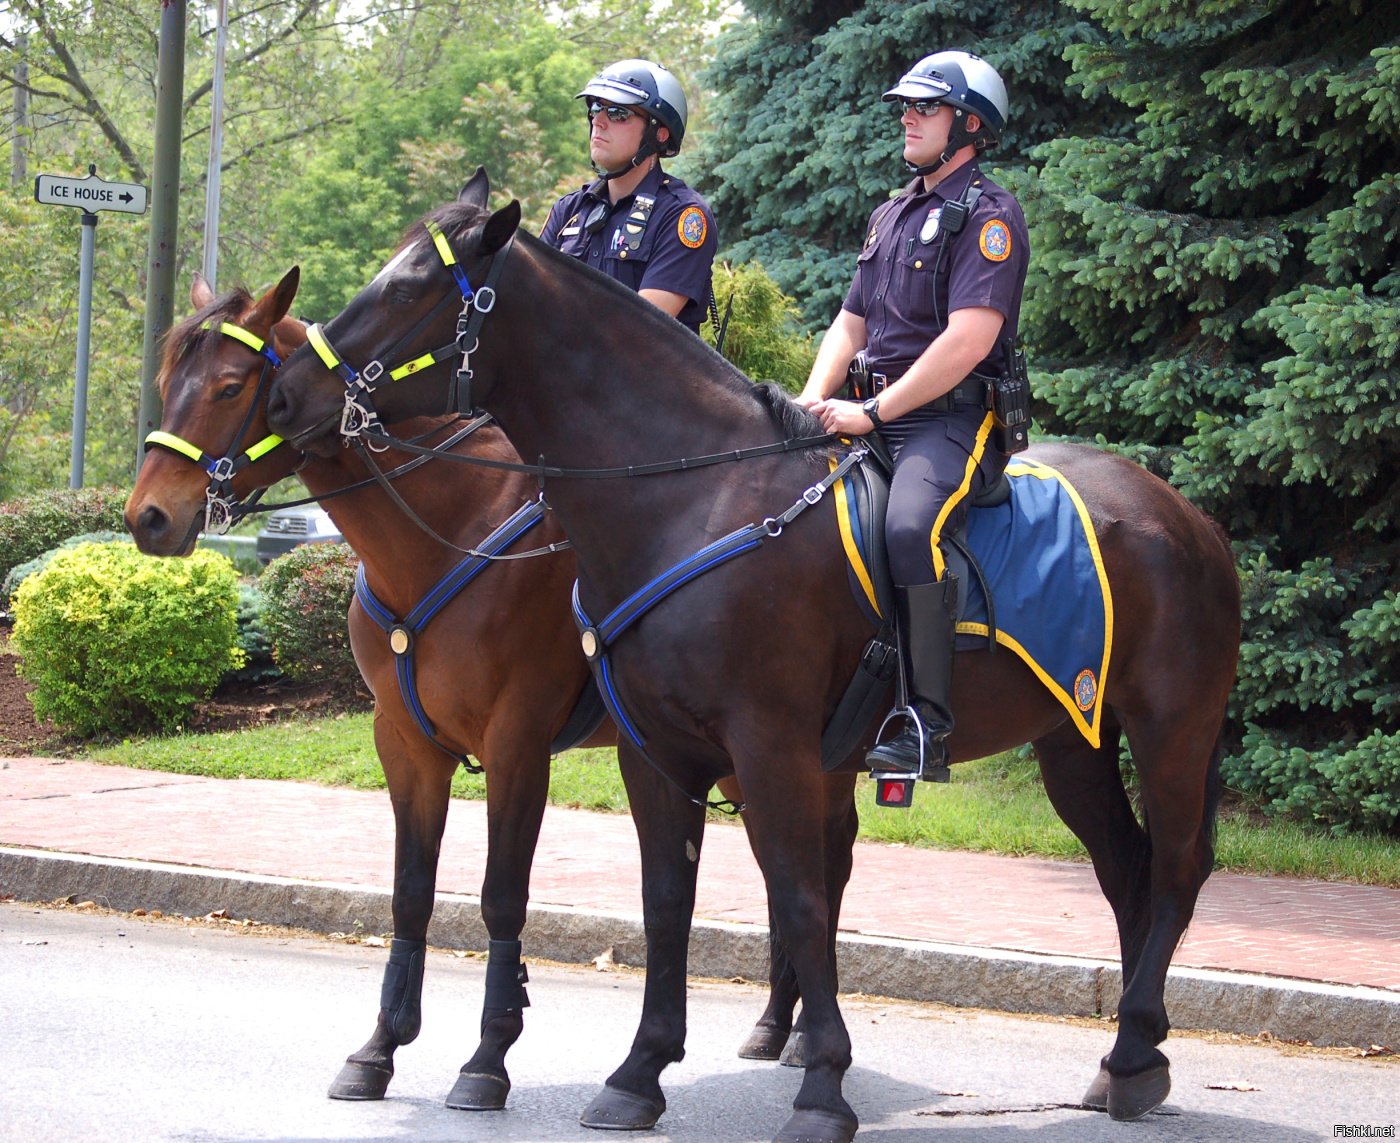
[255,506,343,566]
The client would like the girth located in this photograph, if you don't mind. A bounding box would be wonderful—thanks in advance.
[354,498,606,768]
[571,447,868,812]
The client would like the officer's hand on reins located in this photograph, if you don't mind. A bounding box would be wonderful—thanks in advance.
[810,398,875,436]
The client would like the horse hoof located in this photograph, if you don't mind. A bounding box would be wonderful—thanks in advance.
[327,1059,393,1101]
[778,1031,806,1068]
[738,1026,790,1060]
[1081,1064,1110,1110]
[445,1070,510,1111]
[772,1108,858,1143]
[579,1086,665,1130]
[1108,1064,1171,1121]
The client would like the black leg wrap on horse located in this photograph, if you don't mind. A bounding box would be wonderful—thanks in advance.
[379,937,426,1044]
[481,939,530,1033]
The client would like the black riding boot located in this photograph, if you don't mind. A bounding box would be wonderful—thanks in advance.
[865,577,958,781]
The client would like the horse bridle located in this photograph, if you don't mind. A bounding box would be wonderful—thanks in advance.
[144,316,506,543]
[144,320,290,535]
[304,219,512,449]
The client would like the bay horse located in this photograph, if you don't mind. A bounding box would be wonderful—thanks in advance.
[266,174,1240,1139]
[125,269,848,1112]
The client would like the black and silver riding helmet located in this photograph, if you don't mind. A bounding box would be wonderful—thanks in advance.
[883,51,1008,177]
[578,58,689,177]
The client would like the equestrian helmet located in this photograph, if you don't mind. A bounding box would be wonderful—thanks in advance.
[578,59,689,157]
[883,51,1008,146]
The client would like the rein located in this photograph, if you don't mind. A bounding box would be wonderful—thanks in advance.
[355,425,841,484]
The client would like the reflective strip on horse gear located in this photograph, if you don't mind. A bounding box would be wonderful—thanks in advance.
[571,445,868,813]
[145,319,290,534]
[200,320,282,367]
[352,498,549,770]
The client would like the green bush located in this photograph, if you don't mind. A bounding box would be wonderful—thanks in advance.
[0,531,130,612]
[259,542,364,696]
[11,542,244,737]
[702,261,816,392]
[0,486,128,584]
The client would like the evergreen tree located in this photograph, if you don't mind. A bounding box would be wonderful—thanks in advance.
[1027,0,1400,832]
[697,0,1121,328]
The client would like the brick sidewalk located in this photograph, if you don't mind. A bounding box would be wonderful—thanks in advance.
[3,755,1398,992]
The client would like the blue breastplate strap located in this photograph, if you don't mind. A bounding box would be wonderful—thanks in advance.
[571,446,867,810]
[354,498,547,769]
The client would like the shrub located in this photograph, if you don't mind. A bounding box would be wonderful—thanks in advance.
[259,542,364,697]
[230,582,281,684]
[701,261,815,392]
[0,486,128,584]
[11,542,243,737]
[0,530,130,612]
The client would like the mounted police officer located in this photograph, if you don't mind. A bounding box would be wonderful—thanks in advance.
[540,59,718,336]
[797,51,1030,781]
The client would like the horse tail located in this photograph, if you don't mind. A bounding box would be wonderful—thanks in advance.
[1200,730,1226,875]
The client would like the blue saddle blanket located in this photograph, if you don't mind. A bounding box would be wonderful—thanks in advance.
[836,455,1113,748]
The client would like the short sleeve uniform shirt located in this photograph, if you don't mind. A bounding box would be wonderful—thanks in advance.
[540,165,718,334]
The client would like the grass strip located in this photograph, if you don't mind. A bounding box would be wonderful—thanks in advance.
[88,713,1400,886]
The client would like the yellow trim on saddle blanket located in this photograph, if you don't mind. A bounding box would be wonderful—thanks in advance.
[831,458,883,620]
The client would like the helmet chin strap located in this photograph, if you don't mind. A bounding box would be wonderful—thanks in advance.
[905,108,979,178]
[593,124,661,181]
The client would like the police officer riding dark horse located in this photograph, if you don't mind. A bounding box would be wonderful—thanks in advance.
[800,50,1030,789]
[541,59,718,336]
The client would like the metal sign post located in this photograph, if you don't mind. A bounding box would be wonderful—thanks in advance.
[34,164,149,489]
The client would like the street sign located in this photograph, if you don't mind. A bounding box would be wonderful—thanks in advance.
[35,172,148,215]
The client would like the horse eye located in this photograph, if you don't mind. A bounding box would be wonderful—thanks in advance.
[216,381,245,401]
[387,283,418,305]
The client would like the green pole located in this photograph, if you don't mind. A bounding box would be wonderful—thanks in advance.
[135,0,186,474]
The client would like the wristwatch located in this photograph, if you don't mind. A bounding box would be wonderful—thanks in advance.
[861,397,884,429]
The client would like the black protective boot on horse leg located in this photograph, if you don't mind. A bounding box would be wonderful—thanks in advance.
[866,577,958,786]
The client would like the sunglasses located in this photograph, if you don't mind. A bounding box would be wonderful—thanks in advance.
[587,101,642,124]
[896,99,946,118]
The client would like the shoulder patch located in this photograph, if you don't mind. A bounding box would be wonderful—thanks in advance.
[678,206,708,249]
[979,219,1012,263]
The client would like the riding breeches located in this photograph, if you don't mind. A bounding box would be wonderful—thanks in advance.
[881,406,1005,587]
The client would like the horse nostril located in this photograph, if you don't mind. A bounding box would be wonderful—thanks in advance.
[138,505,168,538]
[266,388,292,433]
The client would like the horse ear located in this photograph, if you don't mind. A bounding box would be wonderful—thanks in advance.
[458,167,490,209]
[270,266,300,323]
[250,266,300,329]
[191,272,214,309]
[480,200,521,257]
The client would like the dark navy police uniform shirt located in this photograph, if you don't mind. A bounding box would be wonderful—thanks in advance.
[842,163,1028,387]
[540,165,718,334]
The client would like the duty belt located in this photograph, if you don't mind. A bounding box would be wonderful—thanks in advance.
[869,372,990,412]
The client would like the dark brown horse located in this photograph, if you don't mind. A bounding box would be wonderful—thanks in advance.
[125,269,840,1111]
[266,175,1240,1140]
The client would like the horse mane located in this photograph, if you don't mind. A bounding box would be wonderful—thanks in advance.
[159,286,256,400]
[419,200,825,445]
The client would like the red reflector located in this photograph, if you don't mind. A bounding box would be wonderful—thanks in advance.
[875,776,915,808]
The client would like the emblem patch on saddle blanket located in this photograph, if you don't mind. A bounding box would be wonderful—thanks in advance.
[831,455,1112,748]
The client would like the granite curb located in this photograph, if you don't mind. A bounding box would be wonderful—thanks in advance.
[5,845,1396,1051]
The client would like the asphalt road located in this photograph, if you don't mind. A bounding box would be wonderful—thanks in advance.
[1,902,1395,1142]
